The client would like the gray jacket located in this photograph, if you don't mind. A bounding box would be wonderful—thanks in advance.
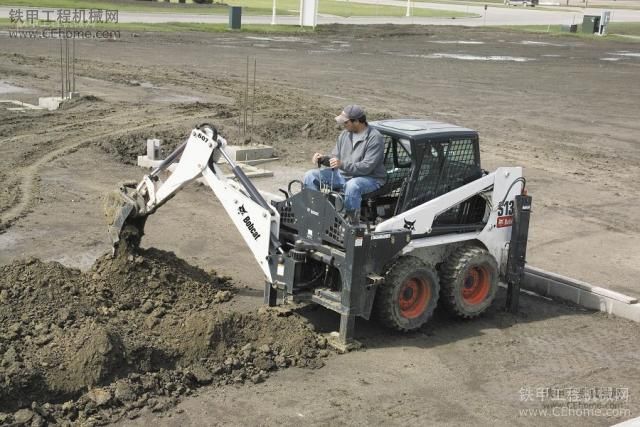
[331,126,386,185]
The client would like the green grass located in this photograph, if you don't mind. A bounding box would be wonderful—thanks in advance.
[103,21,314,32]
[0,0,475,18]
[608,21,640,36]
[316,0,474,17]
[412,0,640,11]
[242,0,474,17]
[494,23,640,40]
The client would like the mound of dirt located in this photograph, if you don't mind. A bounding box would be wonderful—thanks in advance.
[0,249,325,425]
[174,102,236,119]
[258,108,338,141]
[99,128,191,165]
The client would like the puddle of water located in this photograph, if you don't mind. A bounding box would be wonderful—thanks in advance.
[246,36,273,41]
[322,46,347,52]
[427,53,534,62]
[520,41,566,47]
[601,57,623,61]
[386,52,533,62]
[430,40,484,45]
[613,52,640,58]
[542,54,562,57]
[0,81,31,95]
[245,36,302,42]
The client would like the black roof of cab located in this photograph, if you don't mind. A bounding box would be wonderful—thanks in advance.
[369,119,478,142]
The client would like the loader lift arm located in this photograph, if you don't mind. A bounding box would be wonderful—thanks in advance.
[105,124,282,282]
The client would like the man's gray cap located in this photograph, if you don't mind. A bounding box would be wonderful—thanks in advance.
[335,105,365,123]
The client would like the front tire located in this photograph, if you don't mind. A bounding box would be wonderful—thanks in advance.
[439,245,498,318]
[374,256,439,331]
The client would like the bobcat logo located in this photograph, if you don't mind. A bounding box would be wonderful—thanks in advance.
[403,219,416,231]
[237,205,247,216]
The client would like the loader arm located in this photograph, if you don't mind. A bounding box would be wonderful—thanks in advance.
[106,125,281,282]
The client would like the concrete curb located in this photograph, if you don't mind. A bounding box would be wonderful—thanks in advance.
[522,266,640,322]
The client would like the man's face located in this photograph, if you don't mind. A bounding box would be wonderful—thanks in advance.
[343,119,356,131]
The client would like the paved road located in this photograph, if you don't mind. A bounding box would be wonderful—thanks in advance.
[1,3,639,26]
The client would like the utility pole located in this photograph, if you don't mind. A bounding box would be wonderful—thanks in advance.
[272,0,276,25]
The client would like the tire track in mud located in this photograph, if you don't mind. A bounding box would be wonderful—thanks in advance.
[0,111,120,146]
[0,110,214,232]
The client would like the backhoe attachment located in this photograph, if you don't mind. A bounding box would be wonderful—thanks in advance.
[103,123,281,281]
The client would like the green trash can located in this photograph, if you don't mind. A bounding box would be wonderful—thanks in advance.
[229,7,242,30]
[582,15,600,34]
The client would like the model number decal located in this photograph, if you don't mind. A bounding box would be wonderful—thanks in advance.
[498,200,514,216]
[196,132,209,143]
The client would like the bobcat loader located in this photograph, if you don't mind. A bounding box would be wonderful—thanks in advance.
[106,119,531,349]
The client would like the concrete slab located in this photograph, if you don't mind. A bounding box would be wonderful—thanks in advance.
[37,93,80,111]
[226,144,274,162]
[526,265,637,304]
[522,266,640,323]
[0,100,44,112]
[38,97,64,111]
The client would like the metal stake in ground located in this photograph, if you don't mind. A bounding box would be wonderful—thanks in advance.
[72,37,76,93]
[251,58,256,139]
[59,35,65,99]
[65,37,69,96]
[244,56,249,140]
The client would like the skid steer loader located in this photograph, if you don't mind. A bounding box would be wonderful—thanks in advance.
[106,119,531,349]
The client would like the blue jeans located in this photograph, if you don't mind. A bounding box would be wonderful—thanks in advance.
[303,168,381,211]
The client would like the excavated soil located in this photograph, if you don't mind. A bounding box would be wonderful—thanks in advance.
[0,248,324,425]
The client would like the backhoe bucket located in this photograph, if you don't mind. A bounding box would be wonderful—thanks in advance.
[104,186,147,255]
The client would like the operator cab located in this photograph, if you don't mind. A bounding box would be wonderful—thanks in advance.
[365,119,487,233]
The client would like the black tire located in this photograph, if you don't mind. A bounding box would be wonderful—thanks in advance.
[439,245,498,318]
[374,256,439,332]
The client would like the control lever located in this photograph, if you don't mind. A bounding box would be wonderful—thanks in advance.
[317,155,331,168]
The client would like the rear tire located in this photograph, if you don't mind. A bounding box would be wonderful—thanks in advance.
[374,256,439,331]
[440,245,498,318]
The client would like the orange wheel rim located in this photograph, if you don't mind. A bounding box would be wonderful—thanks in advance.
[462,266,490,305]
[399,277,431,319]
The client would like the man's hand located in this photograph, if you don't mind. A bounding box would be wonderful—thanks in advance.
[329,158,342,169]
[312,152,323,165]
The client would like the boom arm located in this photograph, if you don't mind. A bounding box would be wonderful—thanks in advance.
[106,125,280,282]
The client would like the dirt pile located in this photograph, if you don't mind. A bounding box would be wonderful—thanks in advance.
[0,249,325,425]
[99,127,191,165]
[258,108,339,141]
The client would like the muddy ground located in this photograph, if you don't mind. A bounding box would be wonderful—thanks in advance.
[0,25,639,425]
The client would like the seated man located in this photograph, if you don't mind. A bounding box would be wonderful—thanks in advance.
[303,105,386,222]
